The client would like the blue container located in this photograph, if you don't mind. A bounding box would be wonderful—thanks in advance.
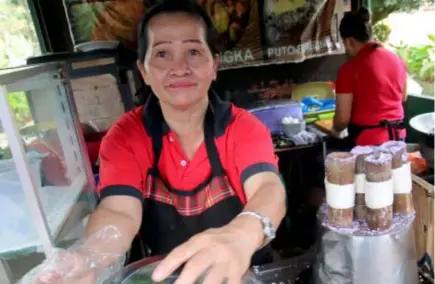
[246,100,303,135]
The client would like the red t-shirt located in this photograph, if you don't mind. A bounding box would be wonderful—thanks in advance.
[335,42,407,145]
[97,95,279,205]
[84,132,107,166]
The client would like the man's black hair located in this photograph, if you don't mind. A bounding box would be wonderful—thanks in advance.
[339,7,372,43]
[137,0,218,63]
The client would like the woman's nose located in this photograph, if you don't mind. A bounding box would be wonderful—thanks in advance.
[169,56,191,76]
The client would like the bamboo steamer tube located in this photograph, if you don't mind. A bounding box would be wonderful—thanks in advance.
[364,152,394,231]
[350,146,375,220]
[381,141,414,214]
[325,152,356,227]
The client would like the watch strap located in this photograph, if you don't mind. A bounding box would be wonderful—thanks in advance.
[237,211,276,244]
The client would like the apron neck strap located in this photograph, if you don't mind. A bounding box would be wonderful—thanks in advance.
[204,107,225,177]
[151,105,163,175]
[150,104,225,177]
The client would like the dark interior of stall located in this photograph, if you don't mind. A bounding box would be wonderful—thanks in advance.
[26,0,366,282]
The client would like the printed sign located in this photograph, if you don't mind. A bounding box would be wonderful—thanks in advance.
[63,0,345,69]
[261,0,343,64]
[64,0,147,49]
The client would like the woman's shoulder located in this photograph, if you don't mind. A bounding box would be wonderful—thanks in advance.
[336,60,355,88]
[338,60,354,74]
[228,104,269,132]
[105,106,146,140]
[380,47,407,69]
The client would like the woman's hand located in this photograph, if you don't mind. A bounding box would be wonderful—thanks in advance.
[152,216,263,284]
[35,270,95,284]
[33,251,96,284]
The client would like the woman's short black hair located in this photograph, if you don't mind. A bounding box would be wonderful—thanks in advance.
[339,7,372,43]
[137,0,218,63]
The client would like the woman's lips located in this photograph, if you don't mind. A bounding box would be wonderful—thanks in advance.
[167,82,197,88]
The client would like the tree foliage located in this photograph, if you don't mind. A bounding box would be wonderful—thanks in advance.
[0,0,40,68]
[372,22,392,43]
[392,34,435,83]
[7,92,32,127]
[371,0,435,25]
[0,0,36,130]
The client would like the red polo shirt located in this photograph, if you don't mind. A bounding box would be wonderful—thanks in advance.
[336,42,407,145]
[97,94,279,205]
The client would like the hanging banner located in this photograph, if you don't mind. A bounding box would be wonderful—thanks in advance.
[198,0,263,70]
[62,0,345,69]
[261,0,344,64]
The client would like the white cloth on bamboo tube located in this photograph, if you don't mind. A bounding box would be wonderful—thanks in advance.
[392,162,412,194]
[325,179,355,209]
[355,173,365,194]
[365,179,394,209]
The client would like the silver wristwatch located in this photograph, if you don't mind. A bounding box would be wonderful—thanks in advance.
[237,211,276,245]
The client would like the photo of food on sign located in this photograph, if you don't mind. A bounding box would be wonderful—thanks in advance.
[197,0,251,50]
[263,0,342,62]
[197,0,263,70]
[64,0,148,48]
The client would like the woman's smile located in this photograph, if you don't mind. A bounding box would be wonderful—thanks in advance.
[166,81,198,89]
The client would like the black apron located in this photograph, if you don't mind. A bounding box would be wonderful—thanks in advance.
[139,104,272,266]
[346,119,405,148]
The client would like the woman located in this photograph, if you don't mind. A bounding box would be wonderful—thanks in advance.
[333,7,407,148]
[36,1,286,284]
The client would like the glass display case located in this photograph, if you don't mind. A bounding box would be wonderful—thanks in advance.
[0,63,97,283]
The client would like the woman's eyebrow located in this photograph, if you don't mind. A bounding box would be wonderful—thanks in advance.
[183,39,202,44]
[153,41,171,47]
[153,39,202,47]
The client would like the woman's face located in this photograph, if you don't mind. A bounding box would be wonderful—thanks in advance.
[139,13,218,109]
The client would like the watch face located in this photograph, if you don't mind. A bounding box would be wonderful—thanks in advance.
[264,220,276,239]
[238,211,276,240]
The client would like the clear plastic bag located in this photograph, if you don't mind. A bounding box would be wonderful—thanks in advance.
[103,258,263,284]
[23,226,126,284]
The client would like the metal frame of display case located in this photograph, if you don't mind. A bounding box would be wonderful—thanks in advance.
[0,62,97,283]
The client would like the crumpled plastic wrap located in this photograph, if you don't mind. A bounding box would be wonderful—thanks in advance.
[313,204,419,284]
[290,130,320,145]
[23,226,126,284]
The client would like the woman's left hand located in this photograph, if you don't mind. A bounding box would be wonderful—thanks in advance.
[151,217,263,284]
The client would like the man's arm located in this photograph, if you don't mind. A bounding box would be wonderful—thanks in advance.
[333,93,353,132]
[333,62,354,133]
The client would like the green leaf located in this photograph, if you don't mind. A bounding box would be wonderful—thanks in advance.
[7,92,32,127]
[392,38,435,83]
[419,60,435,82]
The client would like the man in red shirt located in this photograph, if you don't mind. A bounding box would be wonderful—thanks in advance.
[333,7,407,147]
